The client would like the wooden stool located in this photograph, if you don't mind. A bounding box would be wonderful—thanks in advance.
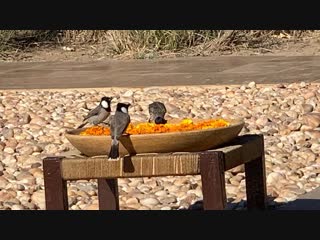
[43,134,267,210]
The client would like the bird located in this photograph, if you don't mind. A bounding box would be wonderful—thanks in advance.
[148,101,167,124]
[108,102,131,160]
[77,96,113,129]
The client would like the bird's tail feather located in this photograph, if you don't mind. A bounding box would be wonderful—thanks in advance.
[108,139,119,159]
[77,122,88,129]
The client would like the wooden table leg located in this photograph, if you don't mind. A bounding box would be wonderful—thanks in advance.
[245,135,267,210]
[98,178,119,210]
[200,152,227,210]
[43,157,69,210]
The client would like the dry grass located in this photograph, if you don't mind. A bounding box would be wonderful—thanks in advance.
[0,30,315,59]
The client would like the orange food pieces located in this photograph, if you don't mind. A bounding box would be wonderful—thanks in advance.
[79,126,111,136]
[79,119,229,136]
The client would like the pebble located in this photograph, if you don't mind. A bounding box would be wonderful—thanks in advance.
[302,104,314,113]
[267,172,285,185]
[31,191,46,210]
[125,197,139,205]
[2,84,320,210]
[2,127,14,139]
[302,113,320,128]
[0,176,9,189]
[11,205,25,210]
[140,198,160,206]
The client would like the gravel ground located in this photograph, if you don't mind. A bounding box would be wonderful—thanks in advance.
[1,82,320,210]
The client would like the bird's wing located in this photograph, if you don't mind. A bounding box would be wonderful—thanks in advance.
[83,106,100,121]
[157,102,167,113]
[112,113,130,138]
[149,102,166,114]
[118,115,130,136]
[108,114,114,126]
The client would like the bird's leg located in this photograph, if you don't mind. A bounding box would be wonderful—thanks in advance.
[100,122,110,127]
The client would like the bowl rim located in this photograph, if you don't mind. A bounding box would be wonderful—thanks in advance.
[65,118,245,139]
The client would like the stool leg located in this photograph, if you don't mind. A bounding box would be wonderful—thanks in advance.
[200,152,226,210]
[245,136,267,210]
[43,157,68,210]
[245,158,267,210]
[98,178,119,210]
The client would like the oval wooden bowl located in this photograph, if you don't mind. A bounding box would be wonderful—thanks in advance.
[65,118,244,157]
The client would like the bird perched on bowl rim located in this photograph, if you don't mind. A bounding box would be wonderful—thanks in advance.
[77,96,113,129]
[148,101,167,124]
[108,102,131,160]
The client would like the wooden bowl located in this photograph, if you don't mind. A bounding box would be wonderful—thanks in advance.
[65,118,245,157]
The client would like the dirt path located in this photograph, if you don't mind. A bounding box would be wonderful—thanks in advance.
[1,55,320,90]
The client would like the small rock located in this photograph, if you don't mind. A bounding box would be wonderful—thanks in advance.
[137,184,152,193]
[125,197,139,205]
[305,130,320,139]
[165,183,181,192]
[158,195,177,204]
[84,204,99,210]
[2,127,14,140]
[17,173,36,186]
[0,191,15,201]
[155,190,168,197]
[4,147,14,154]
[161,206,172,210]
[248,81,256,89]
[180,193,198,205]
[229,165,245,174]
[44,144,59,154]
[302,104,314,113]
[70,205,81,210]
[16,155,40,165]
[5,139,18,149]
[302,113,320,128]
[226,185,239,195]
[300,125,314,131]
[16,171,34,181]
[303,91,316,99]
[256,116,269,126]
[0,176,9,189]
[267,172,285,185]
[11,205,24,210]
[288,121,302,131]
[30,169,43,178]
[17,146,34,155]
[140,198,160,206]
[273,197,287,203]
[123,90,134,98]
[124,203,141,210]
[14,184,25,191]
[21,114,31,124]
[280,191,298,201]
[31,191,45,210]
[30,117,47,126]
[138,206,151,210]
[31,162,42,168]
[22,202,37,210]
[286,111,299,119]
[300,82,307,88]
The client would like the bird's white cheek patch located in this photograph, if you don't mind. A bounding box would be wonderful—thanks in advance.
[101,101,109,108]
[121,107,128,113]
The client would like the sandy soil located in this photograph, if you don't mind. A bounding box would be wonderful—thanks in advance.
[1,33,320,63]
